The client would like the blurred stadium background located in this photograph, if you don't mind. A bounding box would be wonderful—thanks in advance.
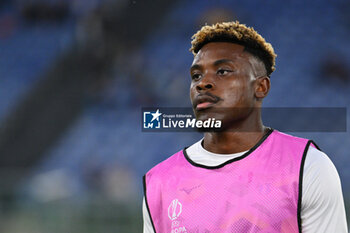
[0,0,349,232]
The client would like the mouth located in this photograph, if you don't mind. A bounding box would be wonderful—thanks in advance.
[194,94,221,111]
[196,101,216,110]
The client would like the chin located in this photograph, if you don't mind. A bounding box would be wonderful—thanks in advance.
[194,106,231,120]
[193,107,254,132]
[192,110,224,132]
[194,110,219,121]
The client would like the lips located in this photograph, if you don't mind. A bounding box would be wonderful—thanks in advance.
[197,102,214,109]
[194,94,221,110]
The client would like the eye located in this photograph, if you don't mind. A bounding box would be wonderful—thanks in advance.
[191,73,202,81]
[217,68,232,76]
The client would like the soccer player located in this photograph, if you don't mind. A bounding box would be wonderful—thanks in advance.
[142,21,347,232]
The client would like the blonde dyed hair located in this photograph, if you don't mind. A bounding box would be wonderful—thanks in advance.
[190,21,277,76]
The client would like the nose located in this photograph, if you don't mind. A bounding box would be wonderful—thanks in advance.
[196,75,214,91]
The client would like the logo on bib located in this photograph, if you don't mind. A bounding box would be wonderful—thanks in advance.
[168,199,182,220]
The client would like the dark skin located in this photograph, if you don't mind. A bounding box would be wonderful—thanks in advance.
[190,42,271,154]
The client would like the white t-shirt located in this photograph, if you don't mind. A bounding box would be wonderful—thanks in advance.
[143,138,348,233]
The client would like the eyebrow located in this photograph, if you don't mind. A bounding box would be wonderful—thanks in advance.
[190,59,234,71]
[190,64,201,71]
[213,59,234,66]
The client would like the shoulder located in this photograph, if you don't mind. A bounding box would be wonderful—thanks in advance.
[304,146,337,171]
[303,146,341,198]
[301,146,347,232]
[145,149,184,178]
[268,130,313,157]
[272,130,310,144]
[267,130,312,153]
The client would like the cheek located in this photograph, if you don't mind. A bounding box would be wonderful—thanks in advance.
[189,83,196,103]
[221,80,248,104]
[221,79,255,108]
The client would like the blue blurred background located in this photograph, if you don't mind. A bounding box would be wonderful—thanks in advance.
[0,0,349,232]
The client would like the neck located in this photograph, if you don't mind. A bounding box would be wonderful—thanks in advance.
[202,112,267,154]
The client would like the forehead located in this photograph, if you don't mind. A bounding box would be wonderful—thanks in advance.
[192,42,250,65]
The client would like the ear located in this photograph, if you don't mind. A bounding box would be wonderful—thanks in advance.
[255,76,270,99]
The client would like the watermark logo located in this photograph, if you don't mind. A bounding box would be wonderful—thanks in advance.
[141,107,347,132]
[143,109,162,129]
[142,107,222,132]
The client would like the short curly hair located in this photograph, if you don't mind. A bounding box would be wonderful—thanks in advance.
[190,21,277,76]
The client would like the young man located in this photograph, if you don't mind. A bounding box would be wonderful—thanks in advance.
[142,21,347,233]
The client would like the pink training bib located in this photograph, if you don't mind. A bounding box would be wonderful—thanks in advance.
[144,129,318,233]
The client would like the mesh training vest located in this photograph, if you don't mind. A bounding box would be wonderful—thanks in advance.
[144,129,318,233]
